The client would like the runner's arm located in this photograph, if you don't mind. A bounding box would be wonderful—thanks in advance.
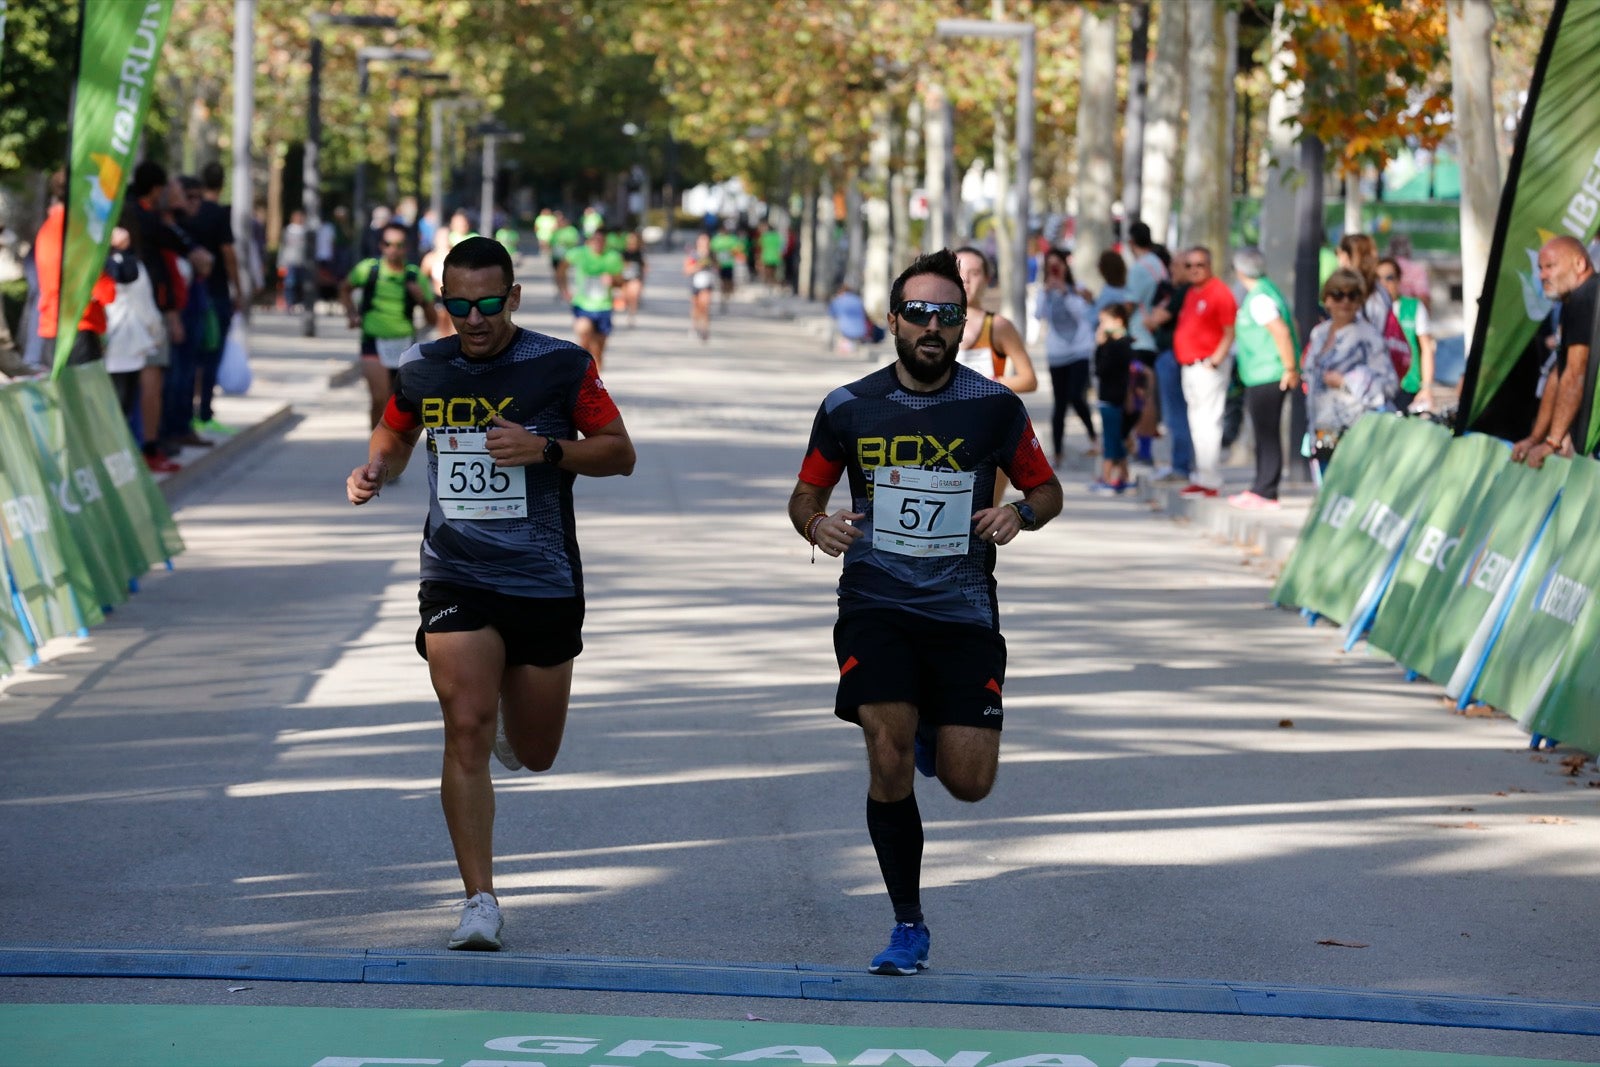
[992,315,1038,394]
[347,422,421,504]
[789,479,863,558]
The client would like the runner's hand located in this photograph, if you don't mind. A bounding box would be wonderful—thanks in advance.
[347,460,385,505]
[486,416,538,465]
[814,510,865,557]
[972,505,1021,546]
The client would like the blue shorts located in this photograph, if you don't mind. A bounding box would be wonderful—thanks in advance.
[1098,402,1127,461]
[572,307,613,336]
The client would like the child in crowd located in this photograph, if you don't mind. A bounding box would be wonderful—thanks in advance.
[1092,303,1136,493]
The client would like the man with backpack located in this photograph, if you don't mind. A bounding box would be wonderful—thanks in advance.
[341,221,434,428]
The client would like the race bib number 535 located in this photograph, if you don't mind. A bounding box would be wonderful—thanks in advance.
[433,429,527,520]
[872,466,973,557]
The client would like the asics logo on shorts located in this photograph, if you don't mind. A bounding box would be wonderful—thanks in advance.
[982,706,1002,717]
[428,605,459,625]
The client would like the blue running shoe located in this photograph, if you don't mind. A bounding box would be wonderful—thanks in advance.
[913,720,937,778]
[870,922,930,975]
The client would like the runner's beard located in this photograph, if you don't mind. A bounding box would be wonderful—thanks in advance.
[895,332,958,384]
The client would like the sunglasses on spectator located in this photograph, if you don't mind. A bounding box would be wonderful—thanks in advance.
[895,300,966,328]
[441,292,511,318]
[1325,289,1360,302]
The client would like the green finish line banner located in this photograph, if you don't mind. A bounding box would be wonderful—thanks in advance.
[0,1005,1577,1067]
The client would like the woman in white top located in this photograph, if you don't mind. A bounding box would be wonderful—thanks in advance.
[953,246,1036,393]
[102,225,165,433]
[1034,247,1097,464]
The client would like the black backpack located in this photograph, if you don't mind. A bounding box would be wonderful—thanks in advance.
[358,259,422,322]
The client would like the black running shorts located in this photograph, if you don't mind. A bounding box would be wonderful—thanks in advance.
[416,581,584,668]
[832,608,1006,730]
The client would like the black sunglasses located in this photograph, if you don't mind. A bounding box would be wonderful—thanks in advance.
[895,300,965,328]
[1325,289,1360,302]
[441,291,512,318]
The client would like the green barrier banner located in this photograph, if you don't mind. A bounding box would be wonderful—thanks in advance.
[1458,0,1600,432]
[1389,456,1566,687]
[1470,458,1600,732]
[0,514,27,674]
[1526,586,1600,754]
[53,0,174,376]
[1270,415,1447,624]
[1368,433,1511,663]
[55,363,182,569]
[7,380,128,612]
[0,389,98,643]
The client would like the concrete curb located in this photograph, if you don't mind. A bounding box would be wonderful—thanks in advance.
[158,403,297,504]
[1132,478,1305,564]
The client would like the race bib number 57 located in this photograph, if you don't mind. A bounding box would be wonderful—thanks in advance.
[872,466,973,557]
[433,429,527,520]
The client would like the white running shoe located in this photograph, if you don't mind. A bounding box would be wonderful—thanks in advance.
[492,705,522,771]
[448,891,503,951]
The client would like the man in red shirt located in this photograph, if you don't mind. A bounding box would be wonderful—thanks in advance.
[34,170,116,366]
[1171,246,1236,496]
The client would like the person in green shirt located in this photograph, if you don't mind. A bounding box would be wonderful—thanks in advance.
[758,221,785,289]
[548,212,583,302]
[494,224,520,258]
[566,228,623,370]
[709,223,743,311]
[339,221,434,428]
[533,208,557,253]
[581,206,603,237]
[1227,246,1299,510]
[1378,256,1435,411]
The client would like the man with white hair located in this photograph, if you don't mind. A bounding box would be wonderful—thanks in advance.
[1514,236,1598,467]
[1227,247,1299,510]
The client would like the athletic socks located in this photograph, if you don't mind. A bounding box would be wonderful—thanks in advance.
[867,793,924,925]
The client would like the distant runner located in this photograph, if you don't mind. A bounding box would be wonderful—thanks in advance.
[566,228,623,371]
[340,221,433,428]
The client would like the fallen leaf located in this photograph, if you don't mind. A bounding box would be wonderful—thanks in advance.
[1461,704,1496,718]
[1530,754,1550,763]
[1278,719,1295,728]
[1559,755,1590,776]
[1527,816,1574,825]
[1451,806,1476,812]
[1435,821,1488,830]
[1317,939,1369,949]
[1589,781,1600,789]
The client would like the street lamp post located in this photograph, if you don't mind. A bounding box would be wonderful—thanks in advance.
[476,121,523,237]
[353,46,433,236]
[303,13,397,337]
[399,68,450,214]
[935,17,1035,329]
[431,97,479,226]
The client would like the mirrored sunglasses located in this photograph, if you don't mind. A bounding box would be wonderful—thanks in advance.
[895,300,965,328]
[442,292,511,318]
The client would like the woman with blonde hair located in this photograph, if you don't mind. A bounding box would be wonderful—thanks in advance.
[1302,267,1395,476]
[1337,232,1390,329]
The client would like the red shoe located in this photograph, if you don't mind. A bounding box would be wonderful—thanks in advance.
[144,453,182,474]
[1179,484,1218,498]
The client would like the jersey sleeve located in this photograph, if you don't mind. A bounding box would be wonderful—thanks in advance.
[573,358,621,434]
[1001,402,1054,492]
[382,363,422,433]
[798,400,847,488]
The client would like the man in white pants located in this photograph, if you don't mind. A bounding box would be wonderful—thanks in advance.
[1171,247,1237,498]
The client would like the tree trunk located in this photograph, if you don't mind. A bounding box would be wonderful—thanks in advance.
[1076,3,1119,289]
[844,169,865,287]
[1216,2,1237,278]
[924,82,956,252]
[1259,0,1300,291]
[799,176,818,302]
[895,94,922,271]
[1181,1,1226,258]
[1142,0,1185,247]
[1448,0,1500,347]
[1122,1,1150,228]
[816,172,838,294]
[864,102,894,320]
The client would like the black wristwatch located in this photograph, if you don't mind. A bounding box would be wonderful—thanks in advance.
[1008,501,1039,531]
[542,437,565,467]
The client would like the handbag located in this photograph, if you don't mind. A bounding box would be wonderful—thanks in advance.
[217,313,252,395]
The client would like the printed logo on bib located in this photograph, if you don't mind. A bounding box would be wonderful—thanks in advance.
[432,428,527,520]
[872,465,973,557]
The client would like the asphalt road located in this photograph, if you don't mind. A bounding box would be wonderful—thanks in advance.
[1,253,1597,1064]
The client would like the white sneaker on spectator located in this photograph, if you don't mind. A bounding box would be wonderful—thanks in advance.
[492,704,522,771]
[448,892,503,951]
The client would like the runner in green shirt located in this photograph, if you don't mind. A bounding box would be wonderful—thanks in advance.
[758,222,784,289]
[549,213,583,302]
[533,208,557,252]
[339,221,434,428]
[566,228,624,371]
[709,224,743,311]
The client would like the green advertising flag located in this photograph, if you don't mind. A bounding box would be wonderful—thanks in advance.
[1270,415,1447,625]
[1368,433,1510,663]
[56,363,180,573]
[1394,456,1567,687]
[52,0,174,377]
[0,387,100,643]
[1271,414,1389,612]
[1459,0,1600,430]
[1526,571,1600,754]
[4,379,126,612]
[1470,458,1600,731]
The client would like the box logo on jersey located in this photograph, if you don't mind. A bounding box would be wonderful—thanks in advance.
[856,434,964,472]
[419,396,515,427]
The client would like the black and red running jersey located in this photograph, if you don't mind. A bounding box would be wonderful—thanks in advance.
[382,328,620,599]
[798,363,1053,628]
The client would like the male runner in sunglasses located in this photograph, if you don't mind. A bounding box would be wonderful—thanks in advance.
[788,249,1062,975]
[345,235,636,951]
[341,221,434,428]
